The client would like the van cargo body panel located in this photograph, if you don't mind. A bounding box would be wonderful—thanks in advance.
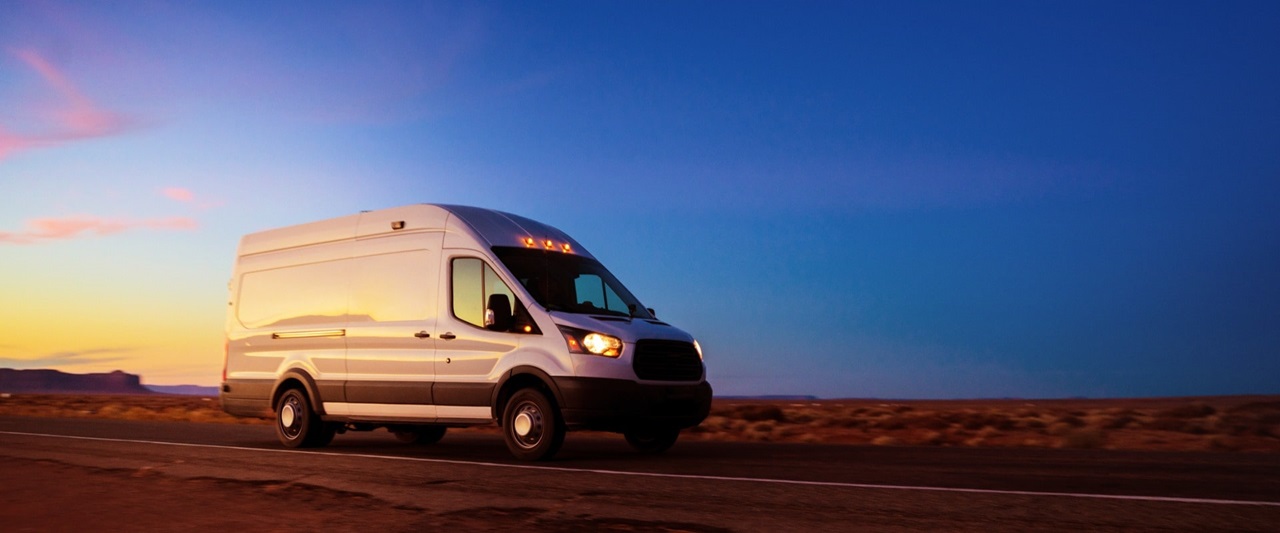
[221,204,711,459]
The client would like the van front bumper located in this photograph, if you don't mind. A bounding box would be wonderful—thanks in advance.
[553,377,712,431]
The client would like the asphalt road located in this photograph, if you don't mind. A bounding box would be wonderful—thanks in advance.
[1,415,1277,531]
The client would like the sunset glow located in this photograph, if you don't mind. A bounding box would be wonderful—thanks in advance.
[1,1,1277,397]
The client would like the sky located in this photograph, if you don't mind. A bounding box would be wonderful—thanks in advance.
[1,1,1277,398]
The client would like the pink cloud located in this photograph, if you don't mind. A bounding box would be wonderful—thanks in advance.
[0,215,198,245]
[162,187,194,202]
[0,48,131,160]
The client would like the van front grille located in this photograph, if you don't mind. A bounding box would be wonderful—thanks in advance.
[632,340,703,381]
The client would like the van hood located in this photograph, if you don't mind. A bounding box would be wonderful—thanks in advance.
[548,311,694,344]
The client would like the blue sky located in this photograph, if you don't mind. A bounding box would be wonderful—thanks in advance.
[1,1,1277,398]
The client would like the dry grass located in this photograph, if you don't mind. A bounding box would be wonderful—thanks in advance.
[2,393,1277,453]
[0,394,264,425]
[689,396,1280,453]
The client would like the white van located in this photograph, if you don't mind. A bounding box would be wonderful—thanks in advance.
[220,204,712,460]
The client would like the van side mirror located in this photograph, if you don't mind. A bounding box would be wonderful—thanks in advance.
[647,308,656,318]
[485,294,514,332]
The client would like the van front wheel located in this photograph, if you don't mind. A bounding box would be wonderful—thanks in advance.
[502,388,564,461]
[275,388,334,448]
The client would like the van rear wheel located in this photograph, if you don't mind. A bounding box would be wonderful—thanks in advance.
[502,388,564,461]
[624,426,680,454]
[275,388,334,448]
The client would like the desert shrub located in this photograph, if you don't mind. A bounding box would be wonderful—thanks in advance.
[1148,416,1216,434]
[1056,414,1086,427]
[871,436,899,446]
[733,405,787,422]
[1215,412,1280,437]
[989,414,1018,431]
[1226,401,1280,415]
[961,413,1015,431]
[1047,422,1075,436]
[1147,417,1190,432]
[875,415,908,430]
[1022,419,1047,430]
[1184,421,1210,434]
[122,406,154,420]
[1103,415,1136,429]
[893,405,914,413]
[97,403,126,416]
[795,433,823,443]
[917,414,952,430]
[1159,403,1216,419]
[1062,428,1107,449]
[961,415,988,431]
[918,430,945,445]
[836,417,867,429]
[787,411,817,424]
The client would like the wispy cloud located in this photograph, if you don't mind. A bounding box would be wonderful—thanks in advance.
[160,186,224,210]
[0,347,133,369]
[0,48,132,160]
[161,187,194,202]
[0,215,197,245]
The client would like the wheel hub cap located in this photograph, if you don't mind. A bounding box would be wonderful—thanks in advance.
[514,412,532,436]
[281,404,296,427]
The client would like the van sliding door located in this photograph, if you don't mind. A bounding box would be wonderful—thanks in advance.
[342,232,443,412]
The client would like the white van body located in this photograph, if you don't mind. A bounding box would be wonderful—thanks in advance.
[221,204,712,460]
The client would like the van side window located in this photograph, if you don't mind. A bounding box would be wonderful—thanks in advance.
[349,250,433,322]
[238,259,350,329]
[452,257,528,332]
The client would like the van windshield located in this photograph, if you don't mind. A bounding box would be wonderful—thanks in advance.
[493,246,652,319]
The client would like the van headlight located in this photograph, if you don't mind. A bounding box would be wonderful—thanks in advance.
[693,339,703,360]
[558,326,623,357]
[583,333,622,356]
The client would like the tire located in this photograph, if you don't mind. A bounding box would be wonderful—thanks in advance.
[275,388,335,448]
[393,425,448,445]
[502,388,565,461]
[624,426,680,454]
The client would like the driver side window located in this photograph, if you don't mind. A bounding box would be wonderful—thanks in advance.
[452,257,535,333]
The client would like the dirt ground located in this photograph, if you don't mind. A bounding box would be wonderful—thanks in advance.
[0,393,1277,453]
[0,457,727,532]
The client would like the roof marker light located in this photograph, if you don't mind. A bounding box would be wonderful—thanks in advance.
[544,239,554,249]
[523,237,535,247]
[561,243,572,253]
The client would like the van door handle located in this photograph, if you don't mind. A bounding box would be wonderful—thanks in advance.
[414,331,430,339]
[439,332,457,340]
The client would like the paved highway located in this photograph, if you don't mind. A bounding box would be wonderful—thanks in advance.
[1,415,1277,531]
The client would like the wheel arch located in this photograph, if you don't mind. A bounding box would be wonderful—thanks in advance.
[492,366,564,425]
[271,369,326,416]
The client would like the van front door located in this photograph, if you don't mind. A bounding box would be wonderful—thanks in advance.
[433,254,522,421]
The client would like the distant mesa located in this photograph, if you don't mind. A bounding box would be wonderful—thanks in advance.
[144,384,220,396]
[1,368,152,395]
